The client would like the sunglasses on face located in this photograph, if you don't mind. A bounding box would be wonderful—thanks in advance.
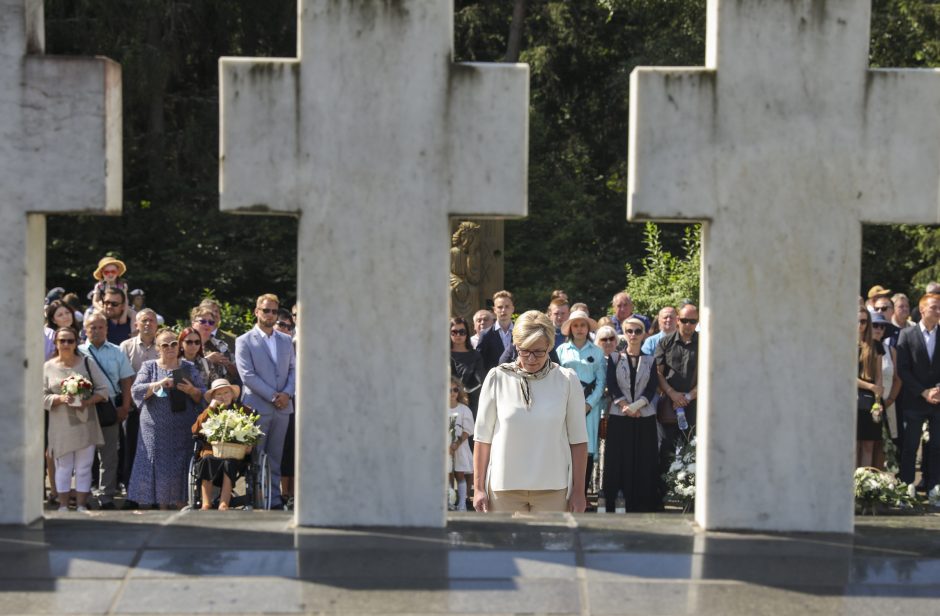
[103,300,123,307]
[624,328,644,335]
[598,336,616,343]
[183,339,201,346]
[57,338,76,344]
[679,318,698,325]
[450,329,467,336]
[159,341,179,349]
[276,321,294,329]
[873,306,891,312]
[196,318,216,326]
[259,308,278,315]
[872,323,887,330]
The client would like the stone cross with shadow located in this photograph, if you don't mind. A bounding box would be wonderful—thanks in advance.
[219,1,528,525]
[628,0,940,532]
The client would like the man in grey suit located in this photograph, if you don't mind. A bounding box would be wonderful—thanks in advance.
[235,293,296,508]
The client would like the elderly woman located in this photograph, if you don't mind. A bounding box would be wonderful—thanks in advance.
[43,327,109,511]
[128,328,206,509]
[603,317,660,511]
[473,310,588,513]
[191,304,238,383]
[556,310,606,502]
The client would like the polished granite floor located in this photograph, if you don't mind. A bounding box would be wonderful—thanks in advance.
[0,511,938,615]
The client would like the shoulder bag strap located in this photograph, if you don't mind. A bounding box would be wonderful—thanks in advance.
[86,346,119,394]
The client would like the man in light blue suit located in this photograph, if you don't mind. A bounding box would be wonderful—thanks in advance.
[235,293,296,508]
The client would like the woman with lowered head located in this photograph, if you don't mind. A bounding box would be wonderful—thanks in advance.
[473,310,589,513]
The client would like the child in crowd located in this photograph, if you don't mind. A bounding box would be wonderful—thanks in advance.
[448,377,474,512]
[90,256,130,320]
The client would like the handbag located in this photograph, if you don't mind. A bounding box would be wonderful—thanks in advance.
[656,394,677,424]
[857,389,876,412]
[84,357,118,427]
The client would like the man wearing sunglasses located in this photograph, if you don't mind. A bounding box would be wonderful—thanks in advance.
[235,293,297,509]
[654,304,700,480]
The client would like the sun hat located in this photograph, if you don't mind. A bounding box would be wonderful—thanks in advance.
[560,310,598,336]
[93,256,126,281]
[867,285,891,300]
[204,378,241,402]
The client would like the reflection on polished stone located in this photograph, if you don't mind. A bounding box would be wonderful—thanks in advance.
[0,513,938,614]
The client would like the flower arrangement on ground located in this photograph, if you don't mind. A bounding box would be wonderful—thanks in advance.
[854,467,916,514]
[663,434,696,513]
[60,374,93,406]
[199,406,263,446]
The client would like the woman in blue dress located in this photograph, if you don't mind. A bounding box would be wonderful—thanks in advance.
[128,329,206,509]
[555,310,605,503]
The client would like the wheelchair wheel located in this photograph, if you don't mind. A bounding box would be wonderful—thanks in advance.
[251,452,273,510]
[185,452,200,510]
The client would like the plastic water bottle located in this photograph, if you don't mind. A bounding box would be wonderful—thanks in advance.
[676,407,689,431]
[615,490,626,514]
[596,493,606,513]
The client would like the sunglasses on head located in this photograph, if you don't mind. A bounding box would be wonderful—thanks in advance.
[679,318,697,325]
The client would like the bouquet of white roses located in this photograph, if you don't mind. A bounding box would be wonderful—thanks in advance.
[854,467,916,513]
[199,406,264,445]
[60,374,94,406]
[663,435,696,512]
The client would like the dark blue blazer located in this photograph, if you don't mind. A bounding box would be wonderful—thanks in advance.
[895,324,940,413]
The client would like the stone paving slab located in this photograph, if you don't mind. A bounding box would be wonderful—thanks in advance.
[0,511,938,614]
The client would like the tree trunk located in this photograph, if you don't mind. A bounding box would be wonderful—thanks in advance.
[504,0,527,63]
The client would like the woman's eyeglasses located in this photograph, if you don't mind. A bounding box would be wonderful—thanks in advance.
[518,349,547,359]
[159,341,179,349]
[183,339,201,346]
[57,338,76,344]
[450,329,467,336]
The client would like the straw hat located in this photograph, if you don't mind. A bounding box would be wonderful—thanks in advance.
[93,256,126,281]
[204,378,241,402]
[560,310,598,336]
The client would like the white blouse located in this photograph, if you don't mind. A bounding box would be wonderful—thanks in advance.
[474,365,588,491]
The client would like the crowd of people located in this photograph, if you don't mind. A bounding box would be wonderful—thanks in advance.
[449,284,940,514]
[42,257,298,511]
[450,289,701,513]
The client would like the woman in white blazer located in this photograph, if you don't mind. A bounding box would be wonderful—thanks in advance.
[473,310,588,513]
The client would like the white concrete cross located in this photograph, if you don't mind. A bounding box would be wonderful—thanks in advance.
[0,0,121,523]
[219,1,528,526]
[628,0,940,532]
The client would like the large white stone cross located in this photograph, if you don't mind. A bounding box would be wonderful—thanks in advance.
[220,1,528,526]
[0,0,121,523]
[628,0,940,532]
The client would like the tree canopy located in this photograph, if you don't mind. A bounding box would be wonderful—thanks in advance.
[42,0,940,327]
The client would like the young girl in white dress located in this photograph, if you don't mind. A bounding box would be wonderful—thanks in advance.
[448,377,474,512]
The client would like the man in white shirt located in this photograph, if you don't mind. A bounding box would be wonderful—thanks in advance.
[478,291,515,372]
[470,309,494,349]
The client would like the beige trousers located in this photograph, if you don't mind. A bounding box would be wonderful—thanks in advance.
[488,488,567,512]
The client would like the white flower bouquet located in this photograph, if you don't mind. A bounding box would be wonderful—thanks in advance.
[854,467,916,514]
[60,374,93,406]
[199,406,264,459]
[663,435,696,512]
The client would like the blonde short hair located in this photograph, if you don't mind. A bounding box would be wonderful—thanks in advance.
[512,310,554,349]
[256,293,279,309]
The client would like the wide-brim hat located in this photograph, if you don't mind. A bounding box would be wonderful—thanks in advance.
[93,256,126,281]
[560,310,598,336]
[870,311,891,326]
[867,285,891,300]
[204,378,241,402]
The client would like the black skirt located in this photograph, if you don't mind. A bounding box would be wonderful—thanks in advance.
[602,414,661,512]
[194,455,248,486]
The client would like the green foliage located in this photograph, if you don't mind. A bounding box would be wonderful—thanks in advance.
[624,223,700,318]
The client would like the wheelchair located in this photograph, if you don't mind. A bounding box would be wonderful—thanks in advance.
[185,439,273,510]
